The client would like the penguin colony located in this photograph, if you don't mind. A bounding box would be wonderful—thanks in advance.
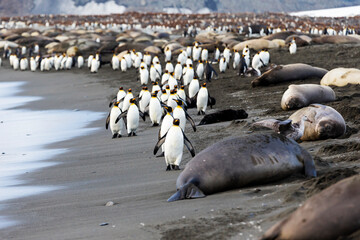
[1,13,359,172]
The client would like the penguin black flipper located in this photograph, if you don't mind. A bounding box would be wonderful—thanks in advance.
[105,112,110,129]
[154,133,167,155]
[208,93,215,109]
[182,131,195,157]
[109,96,117,107]
[139,111,146,121]
[115,111,127,123]
[185,111,196,132]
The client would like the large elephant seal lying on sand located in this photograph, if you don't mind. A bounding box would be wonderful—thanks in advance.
[320,67,360,87]
[261,175,360,240]
[251,63,328,87]
[289,104,346,141]
[168,133,316,201]
[281,84,336,110]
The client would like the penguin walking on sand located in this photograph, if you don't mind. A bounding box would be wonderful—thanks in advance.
[289,42,297,54]
[233,50,240,69]
[183,64,194,85]
[238,54,248,76]
[219,56,227,73]
[111,54,119,70]
[30,57,37,72]
[174,62,182,80]
[149,91,162,126]
[120,57,127,72]
[204,61,218,82]
[173,99,196,132]
[116,98,146,137]
[20,57,28,71]
[122,88,134,112]
[197,83,212,115]
[188,78,200,99]
[153,118,195,171]
[157,106,174,157]
[214,47,220,61]
[139,86,151,114]
[259,49,270,66]
[139,65,149,85]
[201,48,208,61]
[196,60,204,79]
[77,55,84,69]
[164,47,171,62]
[106,101,125,138]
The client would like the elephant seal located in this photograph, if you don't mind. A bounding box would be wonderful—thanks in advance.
[168,133,316,201]
[281,84,336,110]
[261,175,360,240]
[252,64,328,87]
[320,68,360,87]
[289,104,346,141]
[198,109,248,125]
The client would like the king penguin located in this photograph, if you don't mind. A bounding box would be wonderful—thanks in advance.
[116,98,146,136]
[197,82,211,115]
[149,92,162,126]
[173,99,196,132]
[153,118,195,170]
[106,101,124,138]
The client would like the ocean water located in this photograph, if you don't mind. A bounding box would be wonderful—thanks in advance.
[0,81,104,229]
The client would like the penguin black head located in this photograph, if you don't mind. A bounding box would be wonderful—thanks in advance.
[175,99,183,106]
[130,98,136,104]
[141,66,145,69]
[174,85,178,89]
[170,89,176,94]
[128,88,132,93]
[119,87,123,90]
[151,92,157,97]
[202,83,207,87]
[114,101,120,107]
[180,85,185,90]
[189,64,193,68]
[162,89,167,94]
[164,70,169,73]
[165,106,173,113]
[166,85,170,90]
[173,118,180,126]
[142,86,148,90]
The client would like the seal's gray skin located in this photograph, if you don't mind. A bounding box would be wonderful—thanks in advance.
[168,133,316,201]
[281,84,336,110]
[251,63,328,87]
[261,175,360,240]
[289,104,346,141]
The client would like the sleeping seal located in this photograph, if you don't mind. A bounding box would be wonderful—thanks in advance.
[320,67,360,87]
[168,133,316,201]
[261,175,360,240]
[289,104,346,141]
[251,63,328,87]
[281,84,336,110]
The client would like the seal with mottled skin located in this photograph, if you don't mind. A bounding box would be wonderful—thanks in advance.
[251,63,328,87]
[281,84,336,110]
[261,175,360,240]
[320,67,360,87]
[289,104,346,141]
[167,133,316,201]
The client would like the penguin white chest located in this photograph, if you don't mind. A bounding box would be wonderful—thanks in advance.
[164,127,184,165]
[173,107,186,130]
[197,88,208,112]
[149,98,162,124]
[127,105,139,132]
[110,107,124,134]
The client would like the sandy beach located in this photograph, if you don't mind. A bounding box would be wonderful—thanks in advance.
[1,42,360,240]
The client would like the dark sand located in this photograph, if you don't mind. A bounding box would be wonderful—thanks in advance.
[1,43,360,240]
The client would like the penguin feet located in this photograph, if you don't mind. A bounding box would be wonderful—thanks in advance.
[166,165,171,171]
[152,123,159,127]
[172,165,180,170]
[128,133,132,137]
[156,152,165,158]
[132,132,137,136]
[112,133,118,139]
[117,134,122,138]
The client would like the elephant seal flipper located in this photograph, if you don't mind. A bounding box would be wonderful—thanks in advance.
[168,182,205,202]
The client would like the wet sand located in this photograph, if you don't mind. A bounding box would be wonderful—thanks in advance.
[1,43,360,240]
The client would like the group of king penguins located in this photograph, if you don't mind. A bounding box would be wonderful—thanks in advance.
[104,38,299,170]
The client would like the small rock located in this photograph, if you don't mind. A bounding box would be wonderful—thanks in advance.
[100,222,109,226]
[140,222,145,226]
[105,201,114,207]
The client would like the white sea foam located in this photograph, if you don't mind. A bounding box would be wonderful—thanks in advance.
[0,81,104,229]
[291,5,360,17]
